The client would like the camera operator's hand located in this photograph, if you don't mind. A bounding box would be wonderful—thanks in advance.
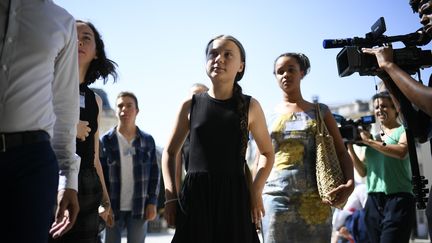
[358,129,372,144]
[346,141,367,178]
[362,45,394,71]
[363,42,432,117]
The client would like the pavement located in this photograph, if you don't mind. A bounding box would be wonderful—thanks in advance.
[126,232,430,243]
[144,230,174,243]
[123,232,431,243]
[120,224,430,243]
[121,229,174,243]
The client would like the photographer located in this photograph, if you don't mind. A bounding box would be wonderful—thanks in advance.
[361,1,432,239]
[347,91,415,243]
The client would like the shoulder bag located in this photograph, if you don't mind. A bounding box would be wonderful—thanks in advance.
[315,103,345,207]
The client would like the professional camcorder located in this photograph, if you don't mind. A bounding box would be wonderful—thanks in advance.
[333,114,375,144]
[325,17,431,209]
[323,17,432,77]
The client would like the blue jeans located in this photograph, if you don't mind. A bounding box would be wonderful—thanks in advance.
[104,211,148,243]
[0,141,59,243]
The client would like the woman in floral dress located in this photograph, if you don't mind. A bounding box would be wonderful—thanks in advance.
[260,52,354,243]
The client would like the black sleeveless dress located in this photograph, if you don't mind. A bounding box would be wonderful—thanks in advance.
[172,93,259,243]
[54,84,103,242]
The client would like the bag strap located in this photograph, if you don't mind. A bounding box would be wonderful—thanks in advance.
[316,103,324,134]
[316,103,331,136]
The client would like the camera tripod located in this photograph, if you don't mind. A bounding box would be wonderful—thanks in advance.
[382,75,430,209]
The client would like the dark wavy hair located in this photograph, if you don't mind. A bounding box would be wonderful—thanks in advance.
[76,20,118,85]
[273,52,311,76]
[372,91,397,111]
[372,90,391,100]
[409,0,421,12]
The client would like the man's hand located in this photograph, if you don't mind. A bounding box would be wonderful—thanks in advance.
[49,189,80,238]
[362,45,394,70]
[145,204,157,221]
[338,226,353,240]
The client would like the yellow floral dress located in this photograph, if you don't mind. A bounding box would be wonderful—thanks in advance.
[261,105,332,243]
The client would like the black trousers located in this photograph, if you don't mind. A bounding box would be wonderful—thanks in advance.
[426,185,432,240]
[364,192,415,243]
[1,141,59,243]
[427,140,432,240]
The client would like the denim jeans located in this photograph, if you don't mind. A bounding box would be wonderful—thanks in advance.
[0,141,59,243]
[104,211,148,243]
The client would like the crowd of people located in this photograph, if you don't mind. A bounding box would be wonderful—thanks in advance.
[1,0,432,243]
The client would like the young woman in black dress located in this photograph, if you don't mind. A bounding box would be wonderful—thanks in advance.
[162,35,274,243]
[50,20,117,243]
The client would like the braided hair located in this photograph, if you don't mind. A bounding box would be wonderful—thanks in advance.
[206,35,253,197]
[206,35,248,158]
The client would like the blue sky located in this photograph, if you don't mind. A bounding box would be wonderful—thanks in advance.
[56,0,428,147]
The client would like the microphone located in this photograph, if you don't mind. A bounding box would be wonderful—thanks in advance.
[322,29,432,49]
[322,37,377,49]
[322,38,353,49]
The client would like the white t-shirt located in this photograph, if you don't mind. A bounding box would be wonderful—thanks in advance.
[117,132,135,211]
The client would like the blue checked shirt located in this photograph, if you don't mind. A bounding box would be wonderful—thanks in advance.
[100,127,160,219]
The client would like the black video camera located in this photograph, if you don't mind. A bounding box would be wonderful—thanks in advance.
[323,17,432,77]
[333,114,375,144]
